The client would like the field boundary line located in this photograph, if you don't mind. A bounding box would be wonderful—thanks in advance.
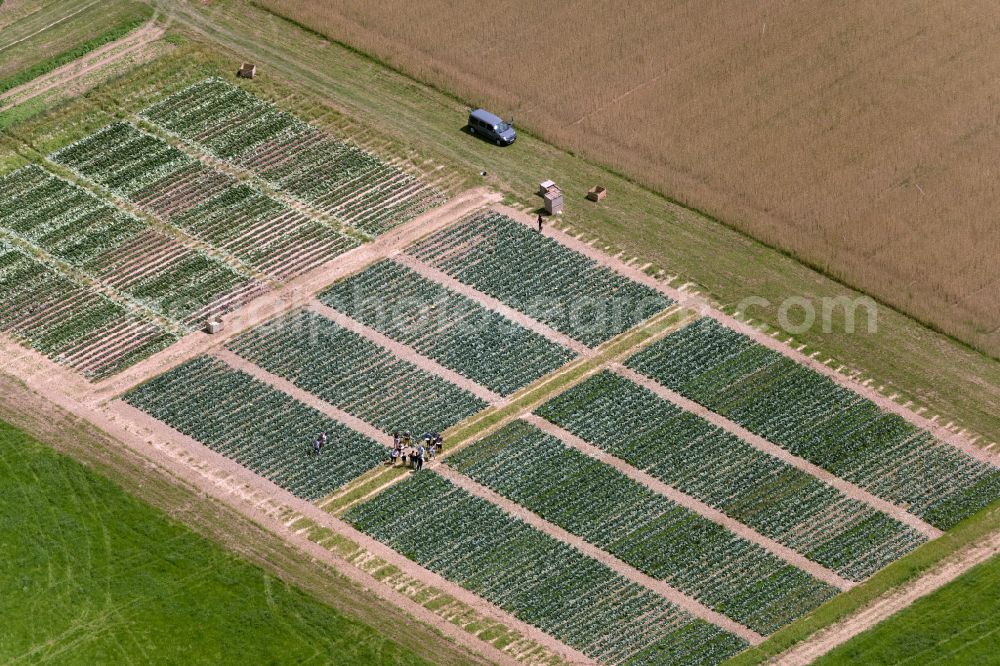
[495,204,997,465]
[612,364,942,539]
[432,465,765,645]
[771,529,1000,665]
[87,187,500,401]
[392,251,593,357]
[307,300,505,405]
[521,414,854,591]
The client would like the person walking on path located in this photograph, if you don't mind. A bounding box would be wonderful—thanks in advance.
[415,444,425,471]
[537,214,544,233]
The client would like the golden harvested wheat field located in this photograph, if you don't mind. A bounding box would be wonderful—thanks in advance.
[262,0,1000,356]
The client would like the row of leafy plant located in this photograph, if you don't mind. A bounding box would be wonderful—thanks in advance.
[346,471,748,665]
[0,164,255,328]
[535,371,926,580]
[319,259,576,395]
[446,420,838,635]
[227,309,488,434]
[140,77,446,236]
[407,211,673,346]
[124,356,387,499]
[0,238,175,378]
[51,121,198,198]
[626,317,1000,530]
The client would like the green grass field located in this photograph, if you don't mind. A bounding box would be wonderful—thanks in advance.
[0,418,430,665]
[816,553,1000,665]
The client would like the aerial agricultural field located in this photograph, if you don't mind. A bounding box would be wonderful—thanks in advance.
[2,3,1000,665]
[0,0,152,94]
[260,0,1000,359]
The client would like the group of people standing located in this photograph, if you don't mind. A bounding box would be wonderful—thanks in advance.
[390,431,443,471]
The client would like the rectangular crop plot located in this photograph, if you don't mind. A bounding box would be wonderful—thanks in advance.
[627,318,1000,530]
[0,239,175,379]
[346,471,748,665]
[318,260,576,395]
[446,420,838,635]
[141,78,445,237]
[227,309,489,435]
[50,122,357,283]
[407,211,673,346]
[535,371,926,581]
[0,165,260,328]
[124,356,387,499]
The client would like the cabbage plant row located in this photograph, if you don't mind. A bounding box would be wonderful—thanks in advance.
[535,370,927,581]
[0,164,255,327]
[0,238,175,378]
[124,356,387,499]
[227,309,488,435]
[408,212,673,347]
[141,77,445,237]
[446,420,838,635]
[319,259,576,395]
[627,318,1000,530]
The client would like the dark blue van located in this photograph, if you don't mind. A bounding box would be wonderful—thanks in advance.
[468,108,516,145]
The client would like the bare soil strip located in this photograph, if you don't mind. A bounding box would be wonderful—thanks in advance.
[392,251,594,357]
[86,188,500,402]
[0,22,165,111]
[772,529,1000,665]
[308,300,506,405]
[496,205,997,465]
[521,414,853,591]
[433,464,765,645]
[613,365,942,540]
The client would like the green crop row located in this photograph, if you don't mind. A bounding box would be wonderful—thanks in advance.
[446,420,838,635]
[0,238,175,378]
[124,356,387,499]
[535,371,926,581]
[141,77,446,236]
[227,309,488,434]
[407,211,673,347]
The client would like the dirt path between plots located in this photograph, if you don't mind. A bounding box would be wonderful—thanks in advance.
[86,187,500,403]
[612,364,941,540]
[495,205,999,466]
[431,465,764,645]
[308,300,506,405]
[521,415,852,591]
[773,529,1000,665]
[216,337,766,646]
[392,251,593,357]
[0,22,166,112]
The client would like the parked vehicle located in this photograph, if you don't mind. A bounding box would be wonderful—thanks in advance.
[467,108,516,145]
